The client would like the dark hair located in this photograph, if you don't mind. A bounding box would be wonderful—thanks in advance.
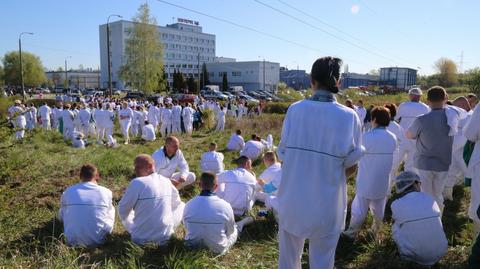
[200,172,216,190]
[310,56,343,93]
[384,103,397,119]
[210,142,217,148]
[236,129,242,135]
[145,120,149,125]
[467,93,477,99]
[237,155,250,167]
[427,86,447,102]
[251,134,257,140]
[80,164,98,181]
[371,106,391,127]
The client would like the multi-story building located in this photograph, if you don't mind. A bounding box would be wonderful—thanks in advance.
[341,72,379,89]
[45,70,101,89]
[379,67,417,89]
[279,67,310,90]
[206,61,280,92]
[99,18,215,90]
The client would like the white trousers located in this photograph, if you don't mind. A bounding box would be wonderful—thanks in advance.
[216,119,225,131]
[105,126,116,146]
[418,169,448,213]
[41,119,51,130]
[131,123,139,137]
[171,172,196,189]
[120,120,131,140]
[446,148,467,188]
[279,229,340,269]
[469,164,480,223]
[97,126,106,141]
[348,195,386,232]
[392,141,416,174]
[171,120,181,134]
[184,120,193,135]
[63,126,74,140]
[160,122,171,137]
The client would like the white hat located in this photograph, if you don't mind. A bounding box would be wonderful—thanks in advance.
[408,88,423,96]
[395,171,421,194]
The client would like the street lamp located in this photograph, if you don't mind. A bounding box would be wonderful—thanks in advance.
[19,32,33,101]
[65,56,72,90]
[107,14,122,96]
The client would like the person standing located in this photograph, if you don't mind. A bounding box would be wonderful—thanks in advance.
[38,102,52,130]
[277,57,363,269]
[8,100,27,140]
[215,106,226,132]
[465,101,480,236]
[171,101,182,134]
[119,102,134,145]
[182,103,195,135]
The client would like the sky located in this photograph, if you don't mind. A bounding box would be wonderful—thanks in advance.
[1,0,478,75]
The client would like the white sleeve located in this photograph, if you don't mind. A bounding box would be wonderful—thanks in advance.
[225,205,237,238]
[344,113,365,168]
[171,185,183,212]
[105,190,116,232]
[277,110,291,161]
[465,105,480,142]
[118,181,140,232]
[177,151,189,178]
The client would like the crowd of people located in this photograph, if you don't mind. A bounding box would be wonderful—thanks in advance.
[5,56,480,268]
[6,95,266,146]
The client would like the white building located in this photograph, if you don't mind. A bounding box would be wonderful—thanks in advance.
[206,61,280,92]
[45,70,101,89]
[99,19,216,90]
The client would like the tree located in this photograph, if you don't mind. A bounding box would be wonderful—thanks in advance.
[2,51,46,87]
[222,73,228,91]
[0,64,4,86]
[172,69,186,92]
[368,69,379,76]
[186,75,197,93]
[119,3,166,94]
[465,68,480,94]
[200,63,210,88]
[434,58,458,87]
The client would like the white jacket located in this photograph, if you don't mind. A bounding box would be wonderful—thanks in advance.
[118,173,184,245]
[395,101,430,131]
[240,140,265,160]
[183,193,237,254]
[152,147,190,179]
[38,105,51,122]
[142,124,156,141]
[217,168,256,216]
[227,134,245,151]
[58,182,115,247]
[200,151,225,174]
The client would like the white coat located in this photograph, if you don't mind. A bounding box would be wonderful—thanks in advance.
[277,97,363,238]
[355,106,367,124]
[227,134,245,151]
[356,127,397,199]
[240,140,265,160]
[183,193,238,254]
[141,124,156,141]
[119,108,134,123]
[391,191,448,266]
[147,105,160,127]
[172,105,182,123]
[259,162,282,184]
[395,101,430,131]
[216,168,256,215]
[58,182,115,247]
[152,147,190,179]
[387,120,404,145]
[38,104,52,127]
[62,109,75,128]
[118,173,184,245]
[200,151,225,174]
[464,105,480,222]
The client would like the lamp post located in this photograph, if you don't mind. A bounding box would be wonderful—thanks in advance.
[107,14,122,96]
[65,56,71,89]
[19,32,33,101]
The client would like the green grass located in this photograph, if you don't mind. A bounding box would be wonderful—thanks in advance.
[0,110,474,268]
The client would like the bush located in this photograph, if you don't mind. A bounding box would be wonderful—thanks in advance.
[201,109,216,130]
[263,102,290,114]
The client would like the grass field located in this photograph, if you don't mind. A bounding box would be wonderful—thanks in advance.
[0,93,476,268]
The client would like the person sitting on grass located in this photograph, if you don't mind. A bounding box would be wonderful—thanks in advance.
[200,142,225,175]
[118,154,184,245]
[183,172,253,255]
[141,120,156,142]
[391,171,448,266]
[226,129,245,152]
[58,164,115,247]
[240,134,265,161]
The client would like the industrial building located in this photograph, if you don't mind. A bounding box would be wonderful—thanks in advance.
[99,18,215,90]
[341,72,379,89]
[279,67,310,90]
[45,70,101,89]
[379,67,417,89]
[206,60,280,92]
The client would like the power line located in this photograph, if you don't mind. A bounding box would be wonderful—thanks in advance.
[275,0,412,66]
[156,0,367,66]
[254,0,406,66]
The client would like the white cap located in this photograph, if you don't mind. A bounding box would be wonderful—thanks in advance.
[408,88,423,96]
[395,171,421,194]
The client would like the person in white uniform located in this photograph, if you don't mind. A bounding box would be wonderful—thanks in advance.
[93,104,106,143]
[141,120,156,142]
[160,104,173,137]
[25,103,37,130]
[182,103,195,135]
[200,142,225,174]
[465,102,480,236]
[78,104,92,140]
[227,130,245,152]
[103,103,117,147]
[215,106,226,132]
[384,103,404,188]
[216,156,257,216]
[391,171,448,266]
[61,104,76,141]
[152,136,196,189]
[118,102,134,144]
[393,88,430,173]
[183,172,254,254]
[8,100,27,140]
[58,164,115,247]
[171,102,182,134]
[38,102,52,130]
[355,100,367,129]
[277,57,363,269]
[147,103,160,132]
[118,154,184,245]
[256,152,282,200]
[52,104,63,131]
[343,107,397,238]
[240,134,265,161]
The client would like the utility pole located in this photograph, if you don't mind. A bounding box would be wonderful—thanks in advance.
[65,56,71,89]
[19,32,33,101]
[197,53,200,92]
[107,14,122,96]
[263,58,266,92]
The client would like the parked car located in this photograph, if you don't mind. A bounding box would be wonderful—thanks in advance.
[238,94,260,105]
[124,91,145,99]
[201,86,228,100]
[54,88,64,94]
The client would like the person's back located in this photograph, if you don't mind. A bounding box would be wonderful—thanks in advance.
[391,191,447,265]
[240,140,264,160]
[227,133,244,151]
[396,101,430,131]
[119,172,183,245]
[217,166,256,216]
[142,123,156,141]
[200,151,224,174]
[183,193,237,254]
[58,165,114,247]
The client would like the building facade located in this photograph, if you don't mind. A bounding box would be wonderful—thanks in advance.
[279,67,310,90]
[379,67,417,89]
[206,61,280,92]
[341,72,379,89]
[99,19,216,90]
[45,70,101,89]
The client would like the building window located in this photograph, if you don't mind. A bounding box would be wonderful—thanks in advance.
[188,64,193,68]
[218,72,227,77]
[182,64,187,68]
[232,71,241,77]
